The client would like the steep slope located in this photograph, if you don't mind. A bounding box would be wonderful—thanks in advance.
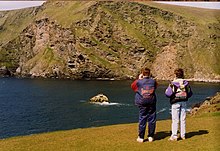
[0,6,43,71]
[144,2,220,79]
[0,1,219,80]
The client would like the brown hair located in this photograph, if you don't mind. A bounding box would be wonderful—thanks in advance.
[142,67,150,77]
[174,68,184,78]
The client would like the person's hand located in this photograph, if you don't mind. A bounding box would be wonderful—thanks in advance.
[139,73,144,79]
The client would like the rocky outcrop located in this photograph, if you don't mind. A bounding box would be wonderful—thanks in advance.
[0,1,219,80]
[190,92,220,116]
[0,66,11,77]
[152,45,178,80]
[89,94,109,103]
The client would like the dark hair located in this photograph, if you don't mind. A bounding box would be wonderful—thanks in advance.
[142,67,150,77]
[174,68,184,78]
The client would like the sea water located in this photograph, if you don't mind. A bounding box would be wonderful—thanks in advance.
[0,78,219,139]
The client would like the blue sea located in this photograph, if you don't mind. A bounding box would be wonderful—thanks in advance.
[0,78,219,139]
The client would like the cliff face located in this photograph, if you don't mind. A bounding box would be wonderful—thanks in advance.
[0,1,220,80]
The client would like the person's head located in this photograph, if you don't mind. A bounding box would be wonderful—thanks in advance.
[174,68,184,78]
[142,67,150,77]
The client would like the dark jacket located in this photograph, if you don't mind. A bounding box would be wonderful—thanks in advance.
[165,79,193,104]
[131,77,157,107]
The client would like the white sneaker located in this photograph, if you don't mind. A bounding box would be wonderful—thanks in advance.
[168,136,178,141]
[148,137,154,142]
[136,137,144,143]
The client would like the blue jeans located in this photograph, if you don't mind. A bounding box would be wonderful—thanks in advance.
[171,102,186,138]
[138,106,156,139]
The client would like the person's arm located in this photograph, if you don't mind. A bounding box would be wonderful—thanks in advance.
[138,73,144,79]
[131,79,138,92]
[187,85,193,98]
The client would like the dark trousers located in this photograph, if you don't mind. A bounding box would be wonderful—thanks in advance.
[138,105,156,139]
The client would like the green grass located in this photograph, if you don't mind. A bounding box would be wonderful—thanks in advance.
[142,1,220,25]
[23,46,64,73]
[0,114,219,151]
[213,41,220,74]
[0,8,36,45]
[77,43,122,71]
[75,27,90,37]
[102,6,156,53]
[37,1,96,28]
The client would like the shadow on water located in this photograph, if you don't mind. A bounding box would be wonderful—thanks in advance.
[186,130,209,138]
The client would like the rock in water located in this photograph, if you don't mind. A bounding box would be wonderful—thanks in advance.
[0,66,11,77]
[89,94,109,103]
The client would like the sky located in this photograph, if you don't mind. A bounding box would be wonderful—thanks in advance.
[157,1,220,10]
[0,1,45,11]
[0,1,220,11]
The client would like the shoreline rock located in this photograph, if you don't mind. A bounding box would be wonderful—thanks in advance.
[190,92,220,116]
[0,66,11,77]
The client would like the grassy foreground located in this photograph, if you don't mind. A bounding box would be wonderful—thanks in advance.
[0,112,219,151]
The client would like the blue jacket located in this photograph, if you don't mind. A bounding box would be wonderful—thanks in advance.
[131,77,157,107]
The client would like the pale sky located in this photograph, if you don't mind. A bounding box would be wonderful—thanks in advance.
[0,1,45,11]
[0,1,220,11]
[157,1,220,10]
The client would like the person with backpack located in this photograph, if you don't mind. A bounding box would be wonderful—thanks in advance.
[165,68,193,141]
[131,67,157,143]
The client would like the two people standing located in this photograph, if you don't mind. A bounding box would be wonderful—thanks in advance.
[131,68,192,142]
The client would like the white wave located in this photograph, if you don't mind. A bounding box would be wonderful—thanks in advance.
[186,108,191,112]
[168,108,192,114]
[90,102,120,106]
[89,102,131,106]
[157,108,167,114]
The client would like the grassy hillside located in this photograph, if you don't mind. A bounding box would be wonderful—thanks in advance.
[143,2,220,25]
[0,1,220,80]
[0,113,219,151]
[36,1,220,78]
[141,1,220,75]
[36,1,96,28]
[0,7,42,69]
[0,7,40,45]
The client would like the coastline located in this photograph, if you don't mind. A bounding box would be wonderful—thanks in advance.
[190,91,220,116]
[186,78,220,83]
[0,75,220,83]
[0,76,219,140]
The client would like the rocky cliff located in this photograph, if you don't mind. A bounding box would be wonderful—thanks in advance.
[0,1,220,80]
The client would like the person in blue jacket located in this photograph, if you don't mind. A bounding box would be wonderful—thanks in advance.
[131,67,157,143]
[165,68,193,141]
